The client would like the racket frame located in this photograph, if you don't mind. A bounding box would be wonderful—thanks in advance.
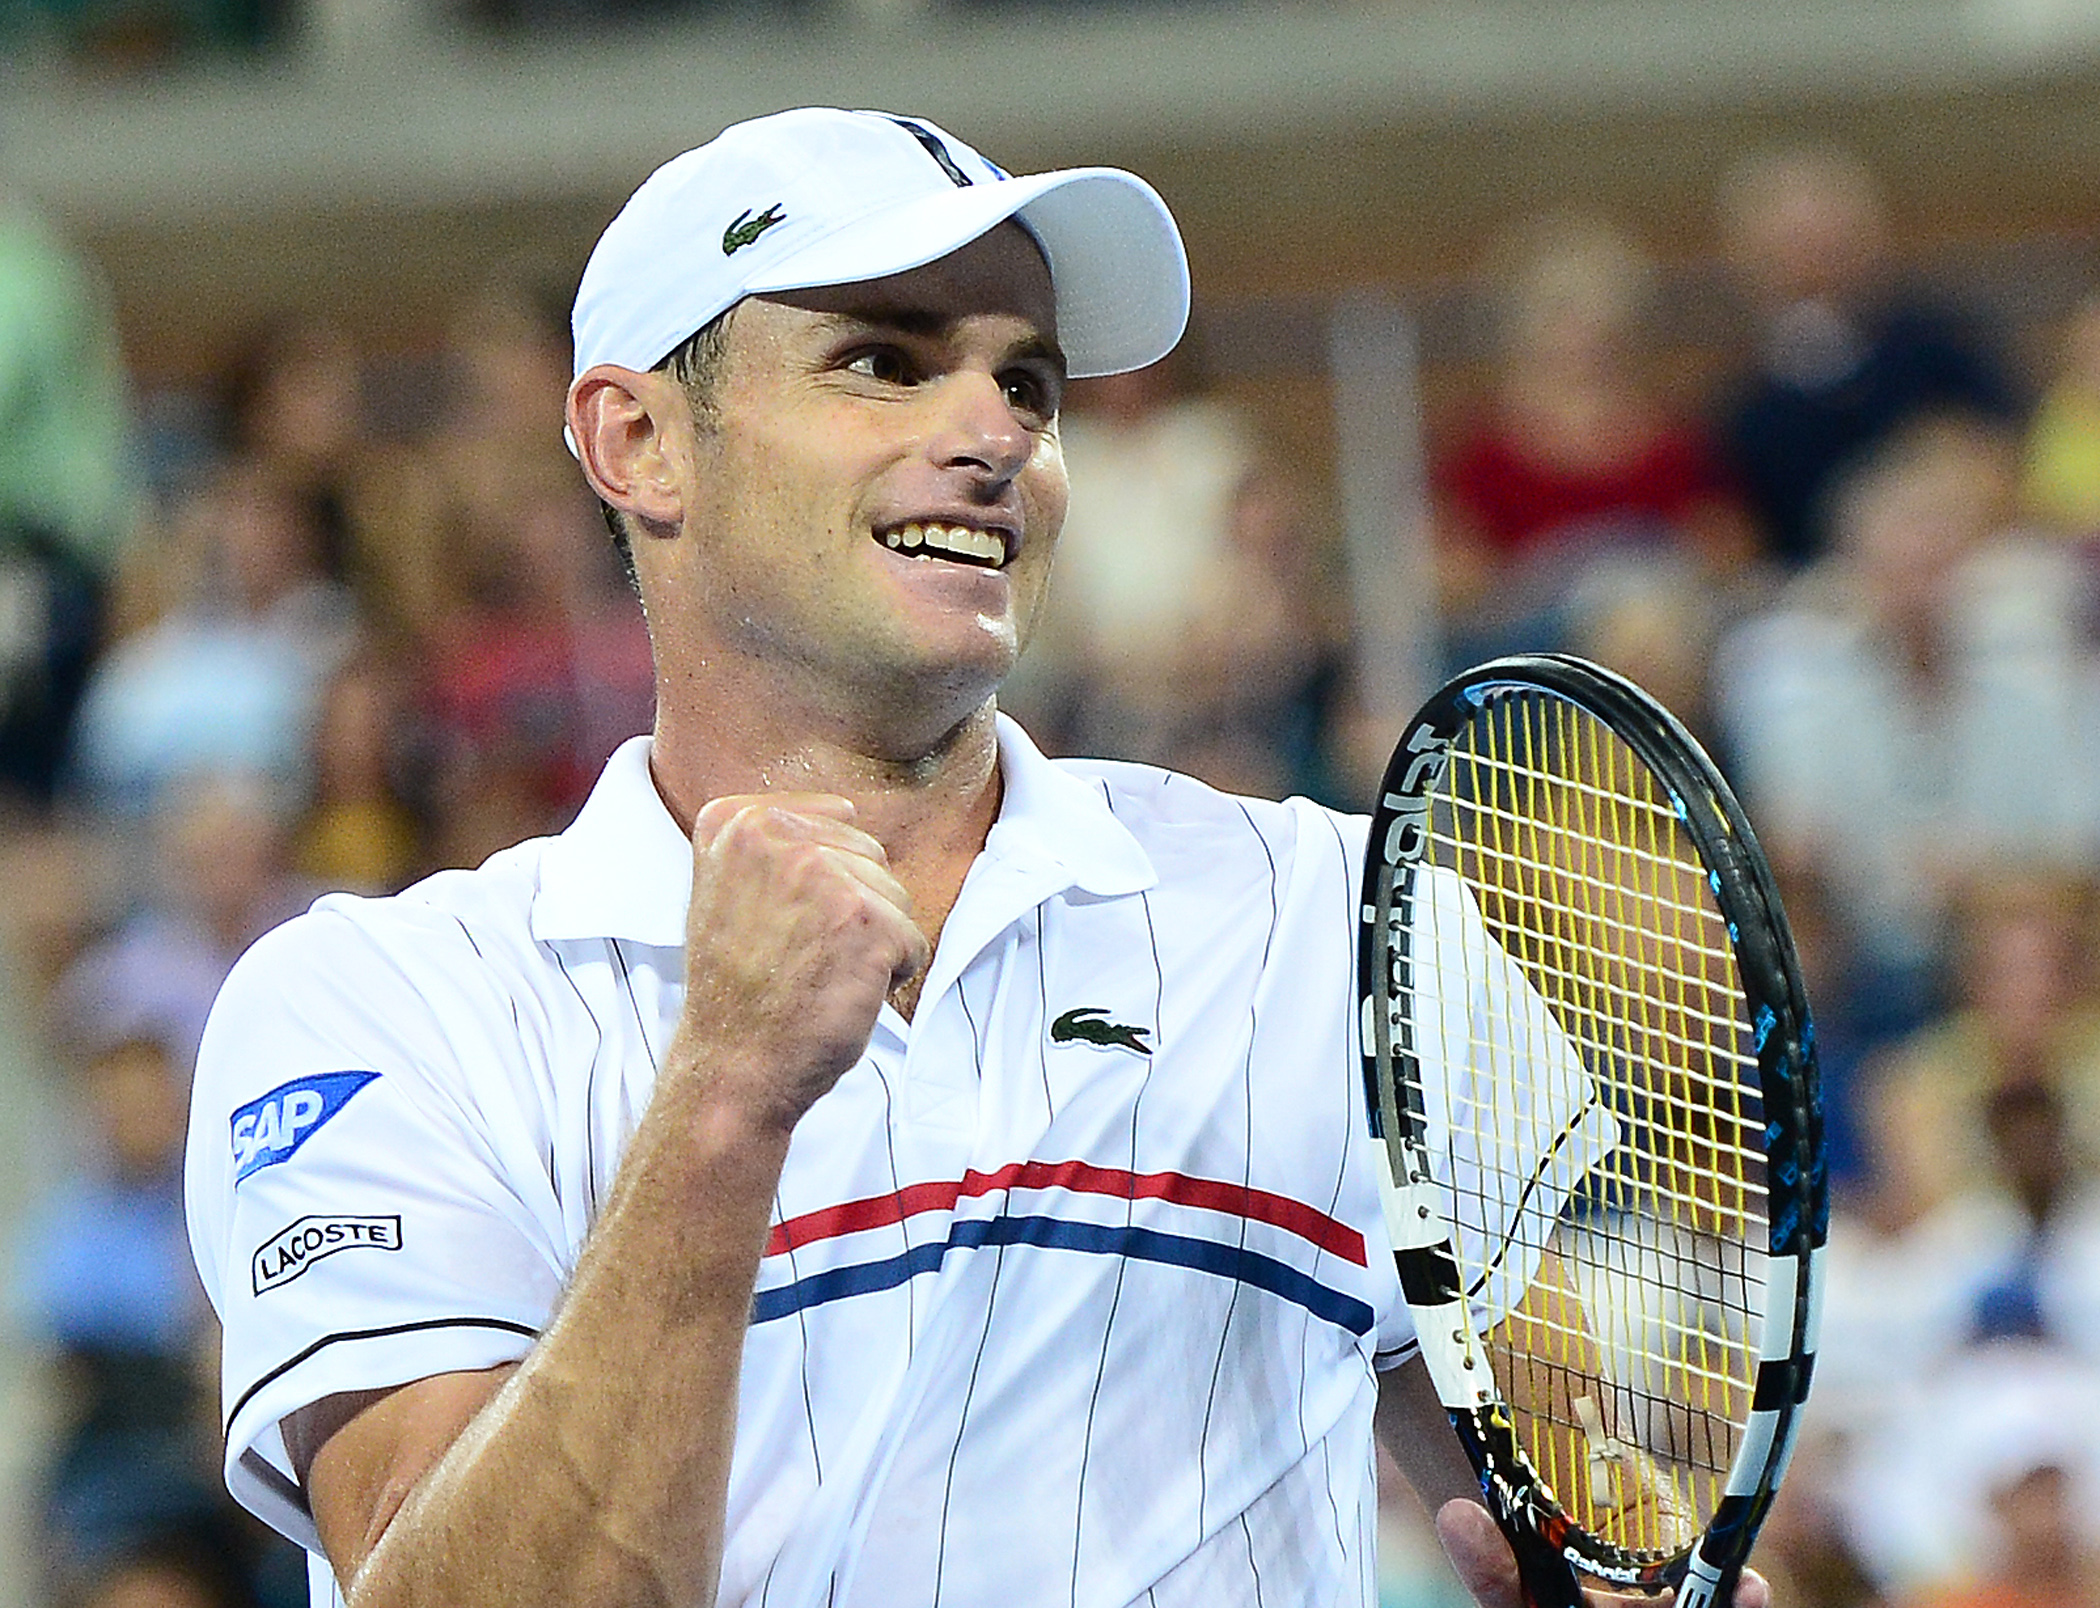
[1358,653,1826,1607]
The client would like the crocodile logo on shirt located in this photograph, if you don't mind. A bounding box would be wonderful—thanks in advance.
[721,204,787,255]
[1050,1007,1152,1056]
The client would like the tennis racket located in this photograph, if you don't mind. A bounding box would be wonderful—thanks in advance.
[1358,653,1825,1608]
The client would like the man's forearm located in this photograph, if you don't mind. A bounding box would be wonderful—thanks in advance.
[335,1073,790,1607]
[1377,1354,1482,1515]
[306,790,927,1606]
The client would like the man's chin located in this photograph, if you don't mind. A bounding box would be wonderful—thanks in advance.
[844,646,1013,752]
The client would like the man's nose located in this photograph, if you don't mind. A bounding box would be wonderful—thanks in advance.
[926,371,1032,485]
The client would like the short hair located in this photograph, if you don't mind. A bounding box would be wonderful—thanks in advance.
[597,307,736,588]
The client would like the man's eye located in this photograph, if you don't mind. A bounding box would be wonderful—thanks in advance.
[845,349,915,385]
[1002,372,1054,418]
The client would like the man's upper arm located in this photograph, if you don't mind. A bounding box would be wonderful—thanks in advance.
[291,1365,518,1588]
[185,905,561,1553]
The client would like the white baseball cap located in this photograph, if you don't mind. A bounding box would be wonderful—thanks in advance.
[570,106,1190,391]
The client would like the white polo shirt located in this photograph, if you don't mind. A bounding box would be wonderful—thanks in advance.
[187,719,1417,1608]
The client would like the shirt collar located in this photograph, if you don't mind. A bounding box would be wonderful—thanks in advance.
[528,718,1154,948]
[983,714,1155,898]
[530,736,694,946]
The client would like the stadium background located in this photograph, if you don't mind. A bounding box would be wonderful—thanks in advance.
[4,0,2100,1603]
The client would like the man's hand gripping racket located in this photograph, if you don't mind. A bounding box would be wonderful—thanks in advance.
[1359,655,1825,1608]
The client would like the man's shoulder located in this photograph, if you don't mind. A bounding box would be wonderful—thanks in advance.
[195,835,572,1137]
[223,836,557,1005]
[1050,754,1368,876]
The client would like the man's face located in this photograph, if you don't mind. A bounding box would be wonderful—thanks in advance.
[659,223,1069,741]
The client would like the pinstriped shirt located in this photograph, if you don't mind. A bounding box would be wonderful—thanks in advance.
[186,719,1414,1608]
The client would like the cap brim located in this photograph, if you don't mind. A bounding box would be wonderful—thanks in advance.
[740,166,1189,379]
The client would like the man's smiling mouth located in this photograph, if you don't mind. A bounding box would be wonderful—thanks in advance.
[878,522,1010,569]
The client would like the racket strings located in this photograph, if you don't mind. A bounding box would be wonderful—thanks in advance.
[1413,691,1765,1561]
[1437,958,1761,1103]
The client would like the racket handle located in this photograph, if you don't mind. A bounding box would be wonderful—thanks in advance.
[1450,1413,1589,1608]
[1500,1515,1588,1608]
[1679,1557,1742,1608]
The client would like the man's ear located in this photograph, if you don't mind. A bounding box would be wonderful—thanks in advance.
[568,366,688,532]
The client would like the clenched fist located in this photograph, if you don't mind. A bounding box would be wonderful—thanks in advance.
[672,794,930,1137]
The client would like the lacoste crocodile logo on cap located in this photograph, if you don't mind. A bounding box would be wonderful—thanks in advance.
[1050,1007,1153,1056]
[721,204,787,256]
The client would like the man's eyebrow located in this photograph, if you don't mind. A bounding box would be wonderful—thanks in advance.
[813,309,1067,374]
[1009,335,1068,377]
[817,306,948,338]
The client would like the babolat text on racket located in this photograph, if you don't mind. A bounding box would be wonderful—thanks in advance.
[1359,653,1825,1608]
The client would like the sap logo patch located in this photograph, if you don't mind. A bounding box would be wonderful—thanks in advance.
[230,1071,379,1184]
[252,1214,402,1295]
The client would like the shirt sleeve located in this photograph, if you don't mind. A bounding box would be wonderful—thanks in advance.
[185,900,566,1553]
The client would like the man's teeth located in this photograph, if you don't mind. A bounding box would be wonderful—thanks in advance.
[882,522,1006,566]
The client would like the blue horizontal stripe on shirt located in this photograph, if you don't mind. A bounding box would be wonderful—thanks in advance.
[750,1212,1373,1333]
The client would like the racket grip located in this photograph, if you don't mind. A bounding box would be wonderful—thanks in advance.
[1500,1514,1588,1608]
[1683,1558,1743,1608]
[1450,1412,1589,1608]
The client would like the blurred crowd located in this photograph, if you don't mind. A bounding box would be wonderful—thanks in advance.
[2,141,2099,1608]
[0,198,652,1604]
[0,0,1248,78]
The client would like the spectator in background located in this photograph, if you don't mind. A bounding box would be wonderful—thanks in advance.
[1916,1460,2100,1608]
[1840,1343,2100,1605]
[1558,549,1728,753]
[14,1013,219,1592]
[1432,216,1754,666]
[1973,1079,2100,1347]
[65,1527,263,1608]
[1130,462,1347,800]
[354,282,576,649]
[1002,351,1256,758]
[2021,290,2100,538]
[1715,146,2019,567]
[431,282,574,492]
[219,320,367,590]
[1866,874,2100,1227]
[1000,354,1345,800]
[1712,414,2097,986]
[1811,1060,2014,1466]
[47,774,310,1082]
[66,459,356,816]
[17,1020,200,1361]
[0,193,139,811]
[292,651,422,896]
[423,481,654,867]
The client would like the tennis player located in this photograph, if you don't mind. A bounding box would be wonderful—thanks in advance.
[185,107,1771,1608]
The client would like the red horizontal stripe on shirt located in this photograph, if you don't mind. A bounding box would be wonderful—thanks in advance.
[766,1159,1365,1266]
